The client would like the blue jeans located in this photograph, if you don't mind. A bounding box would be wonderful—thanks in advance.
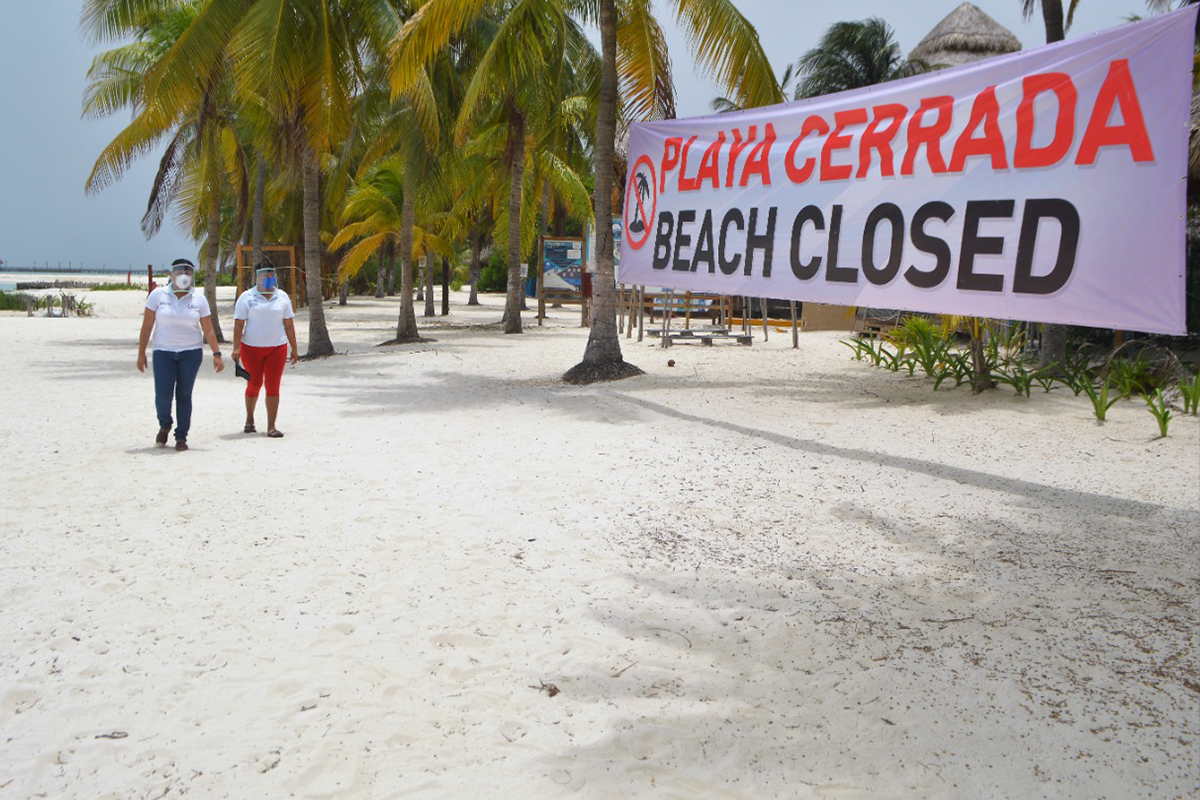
[153,349,203,441]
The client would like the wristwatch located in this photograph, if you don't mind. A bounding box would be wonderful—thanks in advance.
[213,351,223,357]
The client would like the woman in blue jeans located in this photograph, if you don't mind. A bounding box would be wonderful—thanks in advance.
[136,259,224,451]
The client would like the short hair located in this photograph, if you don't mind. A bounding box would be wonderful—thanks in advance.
[171,258,196,270]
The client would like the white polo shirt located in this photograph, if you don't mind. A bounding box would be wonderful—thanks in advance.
[145,287,211,352]
[234,288,295,347]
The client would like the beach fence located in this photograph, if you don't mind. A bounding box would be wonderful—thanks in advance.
[21,292,88,318]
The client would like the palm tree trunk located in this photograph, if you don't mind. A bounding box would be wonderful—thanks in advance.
[563,0,642,384]
[467,225,481,306]
[424,249,436,317]
[205,201,225,343]
[970,321,995,393]
[251,156,266,288]
[441,256,450,315]
[538,184,550,324]
[1037,0,1068,367]
[504,104,525,334]
[387,242,397,296]
[301,145,334,357]
[396,187,419,341]
[375,244,386,298]
[1040,0,1065,44]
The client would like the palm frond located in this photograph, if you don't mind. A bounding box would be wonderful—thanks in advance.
[671,0,783,109]
[617,0,675,120]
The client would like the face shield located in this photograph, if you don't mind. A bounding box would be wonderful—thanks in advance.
[171,259,196,291]
[256,267,278,293]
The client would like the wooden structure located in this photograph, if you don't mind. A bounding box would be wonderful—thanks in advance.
[235,245,335,307]
[801,302,858,332]
[619,287,750,345]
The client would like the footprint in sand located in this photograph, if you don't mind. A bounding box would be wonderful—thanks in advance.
[4,688,41,715]
[290,745,364,798]
[428,632,493,649]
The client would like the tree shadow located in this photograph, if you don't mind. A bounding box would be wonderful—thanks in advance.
[601,391,1165,519]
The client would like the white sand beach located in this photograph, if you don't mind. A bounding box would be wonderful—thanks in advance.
[0,289,1196,799]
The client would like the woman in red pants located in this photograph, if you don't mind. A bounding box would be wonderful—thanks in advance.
[232,264,298,438]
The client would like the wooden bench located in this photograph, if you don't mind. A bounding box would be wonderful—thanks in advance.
[648,328,753,346]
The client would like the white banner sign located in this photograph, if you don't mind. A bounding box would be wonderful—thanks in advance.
[619,8,1196,334]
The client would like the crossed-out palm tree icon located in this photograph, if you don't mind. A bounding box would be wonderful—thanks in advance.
[628,171,651,234]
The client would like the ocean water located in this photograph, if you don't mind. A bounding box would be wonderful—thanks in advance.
[0,282,16,292]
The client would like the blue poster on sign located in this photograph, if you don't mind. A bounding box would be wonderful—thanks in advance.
[611,216,622,280]
[543,238,584,292]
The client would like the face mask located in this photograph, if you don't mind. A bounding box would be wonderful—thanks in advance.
[261,276,277,292]
[174,273,193,290]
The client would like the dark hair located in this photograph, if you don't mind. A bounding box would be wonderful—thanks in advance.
[255,258,275,270]
[171,258,196,270]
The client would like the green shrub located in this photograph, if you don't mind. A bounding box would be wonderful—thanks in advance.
[1108,351,1156,397]
[1144,389,1172,438]
[933,351,972,390]
[1081,375,1120,422]
[87,282,144,291]
[1058,345,1095,396]
[344,259,380,295]
[192,270,239,287]
[1180,369,1200,415]
[892,316,948,378]
[477,252,508,293]
[0,291,31,311]
[1032,367,1057,393]
[993,361,1034,397]
[840,338,871,361]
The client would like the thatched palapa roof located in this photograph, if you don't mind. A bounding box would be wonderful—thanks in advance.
[910,2,1022,67]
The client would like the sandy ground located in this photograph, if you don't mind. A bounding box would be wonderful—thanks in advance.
[1,287,1197,800]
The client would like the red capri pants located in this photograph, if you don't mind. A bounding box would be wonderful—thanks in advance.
[241,343,287,397]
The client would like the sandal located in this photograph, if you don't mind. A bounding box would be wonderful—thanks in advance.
[267,429,284,438]
[244,423,256,433]
[156,428,170,447]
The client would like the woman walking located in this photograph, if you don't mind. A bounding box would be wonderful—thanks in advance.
[137,258,225,451]
[232,264,298,438]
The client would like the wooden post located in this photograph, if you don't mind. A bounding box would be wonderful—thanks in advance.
[536,237,545,326]
[637,286,645,342]
[684,291,692,329]
[661,289,673,348]
[618,283,626,334]
[791,301,799,349]
[760,298,768,341]
[631,287,637,339]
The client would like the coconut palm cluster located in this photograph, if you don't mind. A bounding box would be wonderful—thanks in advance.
[81,0,783,383]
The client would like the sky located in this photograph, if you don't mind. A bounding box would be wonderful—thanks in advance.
[0,0,1164,271]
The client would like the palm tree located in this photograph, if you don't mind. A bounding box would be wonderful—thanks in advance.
[1017,2,1069,365]
[114,0,404,357]
[794,18,930,100]
[395,1,603,334]
[712,64,795,114]
[330,155,452,334]
[565,0,784,383]
[83,0,248,342]
[392,0,779,369]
